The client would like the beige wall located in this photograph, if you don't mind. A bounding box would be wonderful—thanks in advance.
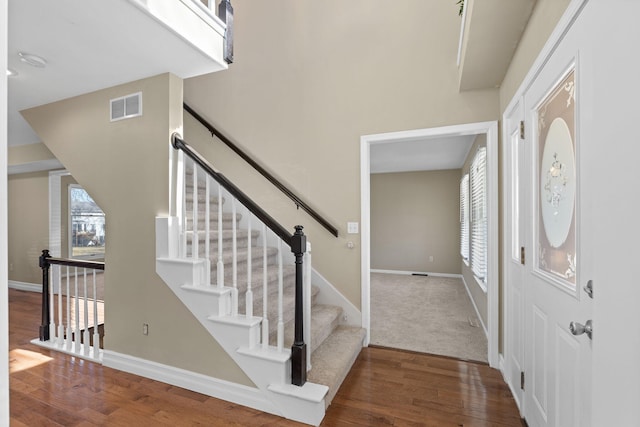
[7,171,50,284]
[22,73,253,387]
[370,170,461,275]
[8,142,56,166]
[461,133,487,327]
[500,0,572,111]
[184,0,500,309]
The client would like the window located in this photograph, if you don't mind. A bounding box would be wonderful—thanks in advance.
[470,147,487,282]
[69,185,105,259]
[460,174,470,261]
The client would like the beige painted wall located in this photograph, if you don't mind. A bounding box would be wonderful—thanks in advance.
[7,171,50,284]
[22,73,253,386]
[8,142,56,166]
[461,133,487,327]
[500,0,572,111]
[370,170,461,274]
[184,0,500,309]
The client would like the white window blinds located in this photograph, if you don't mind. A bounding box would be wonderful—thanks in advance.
[470,147,487,281]
[460,174,470,260]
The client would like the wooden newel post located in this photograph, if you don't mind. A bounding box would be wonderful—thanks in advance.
[39,249,51,341]
[291,225,307,386]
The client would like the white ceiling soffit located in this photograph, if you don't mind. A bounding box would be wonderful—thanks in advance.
[370,135,476,174]
[458,0,536,91]
[7,0,227,147]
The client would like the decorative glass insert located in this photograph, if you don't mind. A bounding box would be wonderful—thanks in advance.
[535,68,576,287]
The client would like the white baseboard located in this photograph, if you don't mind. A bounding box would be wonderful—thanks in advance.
[370,269,462,279]
[8,280,40,292]
[461,275,488,338]
[102,350,279,416]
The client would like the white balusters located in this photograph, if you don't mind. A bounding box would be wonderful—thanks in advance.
[83,269,90,356]
[217,183,224,288]
[205,174,211,286]
[74,267,79,352]
[245,216,253,318]
[181,154,188,258]
[65,266,72,351]
[261,224,269,349]
[304,242,312,370]
[92,270,100,352]
[57,266,64,346]
[231,198,238,316]
[192,163,199,260]
[277,239,284,352]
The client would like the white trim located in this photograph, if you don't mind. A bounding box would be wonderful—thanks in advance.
[361,120,499,368]
[8,280,40,292]
[1,1,9,422]
[461,274,488,338]
[456,0,469,67]
[30,338,103,364]
[312,267,361,328]
[370,269,462,279]
[102,350,279,416]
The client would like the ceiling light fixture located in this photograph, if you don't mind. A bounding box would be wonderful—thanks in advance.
[18,52,47,68]
[6,69,17,76]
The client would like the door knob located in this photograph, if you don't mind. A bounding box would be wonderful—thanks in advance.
[569,320,593,339]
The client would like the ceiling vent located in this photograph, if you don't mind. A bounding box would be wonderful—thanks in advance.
[110,92,142,122]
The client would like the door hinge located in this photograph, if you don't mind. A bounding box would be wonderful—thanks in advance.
[520,121,525,139]
[520,246,525,265]
[521,371,525,390]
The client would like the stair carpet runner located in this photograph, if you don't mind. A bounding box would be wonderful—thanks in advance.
[184,171,365,407]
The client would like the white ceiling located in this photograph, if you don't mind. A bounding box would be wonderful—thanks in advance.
[370,134,475,174]
[7,0,226,147]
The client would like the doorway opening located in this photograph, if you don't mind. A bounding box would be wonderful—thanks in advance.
[360,121,499,367]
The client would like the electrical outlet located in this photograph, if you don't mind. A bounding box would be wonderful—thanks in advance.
[429,256,434,262]
[143,323,149,335]
[9,263,13,272]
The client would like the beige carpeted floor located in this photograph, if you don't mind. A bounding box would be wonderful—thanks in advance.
[370,273,488,363]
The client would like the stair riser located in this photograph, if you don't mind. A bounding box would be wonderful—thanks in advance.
[187,236,258,252]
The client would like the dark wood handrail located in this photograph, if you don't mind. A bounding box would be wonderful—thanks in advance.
[183,103,339,238]
[172,133,293,246]
[44,256,105,270]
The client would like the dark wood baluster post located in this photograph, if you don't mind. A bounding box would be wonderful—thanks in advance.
[290,225,307,386]
[39,249,51,341]
[218,0,234,64]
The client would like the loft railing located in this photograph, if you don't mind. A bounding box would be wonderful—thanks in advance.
[36,250,105,362]
[199,0,234,63]
[183,103,339,238]
[172,133,310,386]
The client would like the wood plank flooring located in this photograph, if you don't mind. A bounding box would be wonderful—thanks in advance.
[9,288,523,426]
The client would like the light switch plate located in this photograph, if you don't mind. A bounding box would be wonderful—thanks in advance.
[347,222,359,234]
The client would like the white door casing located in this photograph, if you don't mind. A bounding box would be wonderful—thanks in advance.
[360,120,500,368]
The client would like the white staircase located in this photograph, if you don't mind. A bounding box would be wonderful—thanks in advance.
[156,147,365,425]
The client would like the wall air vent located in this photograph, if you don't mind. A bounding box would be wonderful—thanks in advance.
[110,92,142,122]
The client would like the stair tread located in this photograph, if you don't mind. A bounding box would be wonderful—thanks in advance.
[279,304,342,353]
[307,325,366,406]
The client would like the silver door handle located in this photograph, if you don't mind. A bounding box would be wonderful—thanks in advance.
[569,320,593,339]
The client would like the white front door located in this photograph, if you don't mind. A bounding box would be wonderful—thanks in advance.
[521,34,593,427]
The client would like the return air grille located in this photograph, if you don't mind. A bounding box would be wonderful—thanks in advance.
[110,92,142,121]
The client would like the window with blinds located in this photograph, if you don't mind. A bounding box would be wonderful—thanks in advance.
[460,174,470,261]
[470,147,487,282]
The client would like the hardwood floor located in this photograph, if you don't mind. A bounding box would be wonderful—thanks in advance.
[9,289,523,426]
